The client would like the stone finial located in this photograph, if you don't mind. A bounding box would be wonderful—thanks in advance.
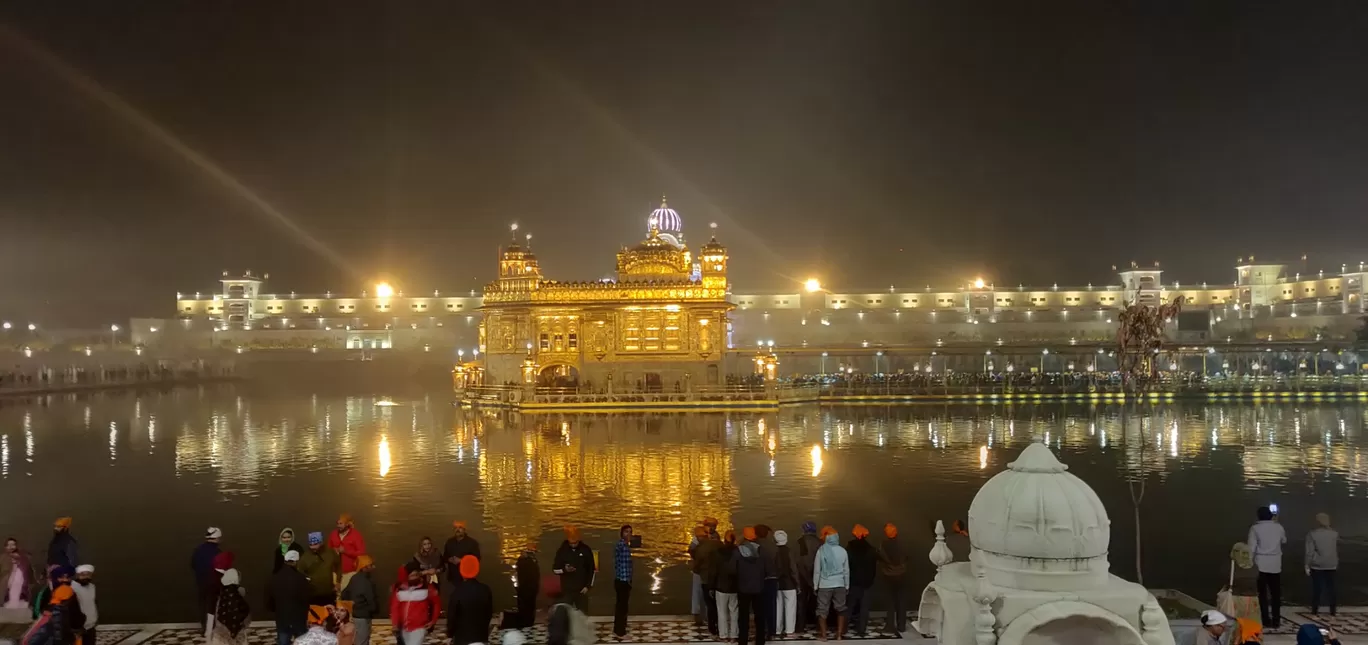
[929,520,954,568]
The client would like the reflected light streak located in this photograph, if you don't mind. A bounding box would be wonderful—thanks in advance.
[378,436,391,478]
[979,445,988,470]
[810,445,823,478]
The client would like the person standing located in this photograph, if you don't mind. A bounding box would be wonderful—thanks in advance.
[2,538,38,610]
[210,569,251,645]
[552,526,596,614]
[844,526,876,637]
[273,529,304,574]
[612,525,634,638]
[267,551,310,645]
[412,538,445,586]
[69,566,96,645]
[328,515,366,592]
[390,562,440,645]
[514,544,540,628]
[299,533,340,607]
[691,526,721,635]
[340,555,378,645]
[794,522,820,632]
[443,522,481,586]
[46,519,79,574]
[447,556,493,645]
[753,525,779,640]
[191,528,223,630]
[710,531,740,642]
[1247,506,1286,629]
[876,524,907,636]
[732,533,773,645]
[812,527,849,641]
[1305,513,1340,616]
[773,531,800,639]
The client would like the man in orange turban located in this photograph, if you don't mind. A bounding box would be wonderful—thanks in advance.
[442,521,480,586]
[553,525,596,612]
[846,525,876,636]
[447,556,493,645]
[329,513,367,590]
[742,526,757,542]
[877,523,907,635]
[340,554,378,645]
[48,518,78,571]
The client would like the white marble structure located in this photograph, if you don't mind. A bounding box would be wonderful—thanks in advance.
[914,443,1174,645]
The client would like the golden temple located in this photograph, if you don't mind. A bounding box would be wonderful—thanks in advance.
[479,198,732,390]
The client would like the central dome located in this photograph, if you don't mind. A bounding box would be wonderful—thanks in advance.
[648,196,684,248]
[966,442,1111,590]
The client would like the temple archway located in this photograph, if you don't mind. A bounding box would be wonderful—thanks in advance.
[537,364,580,389]
[999,601,1146,645]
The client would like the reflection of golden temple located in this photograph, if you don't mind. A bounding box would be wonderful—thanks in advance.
[471,415,738,564]
[479,200,732,390]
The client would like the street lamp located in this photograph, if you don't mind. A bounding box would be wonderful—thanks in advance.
[26,323,36,331]
[0,322,9,330]
[110,324,120,347]
[804,278,822,293]
[875,350,884,374]
[820,351,828,375]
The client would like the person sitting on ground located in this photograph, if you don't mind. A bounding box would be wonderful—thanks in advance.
[1183,610,1228,645]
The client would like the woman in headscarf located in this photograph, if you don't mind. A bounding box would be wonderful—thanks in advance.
[2,537,38,609]
[22,582,76,645]
[274,529,304,573]
[209,569,251,645]
[1219,542,1261,624]
[411,537,444,586]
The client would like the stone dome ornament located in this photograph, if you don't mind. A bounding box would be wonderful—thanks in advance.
[913,442,1173,645]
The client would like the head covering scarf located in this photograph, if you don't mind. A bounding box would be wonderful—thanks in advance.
[774,530,789,546]
[852,524,870,539]
[459,555,480,580]
[742,527,757,542]
[53,518,72,530]
[215,570,252,637]
[213,551,235,572]
[1296,623,1326,645]
[338,514,353,527]
[308,532,324,546]
[802,521,817,535]
[452,520,467,530]
[1316,513,1331,527]
[819,525,836,540]
[279,527,295,555]
[49,566,73,586]
[49,585,74,606]
[564,525,581,543]
[818,531,843,573]
[355,554,374,570]
[1230,542,1253,570]
[884,523,898,538]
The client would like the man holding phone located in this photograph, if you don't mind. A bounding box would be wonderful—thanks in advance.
[612,525,637,638]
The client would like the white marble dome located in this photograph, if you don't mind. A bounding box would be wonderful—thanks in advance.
[967,442,1111,590]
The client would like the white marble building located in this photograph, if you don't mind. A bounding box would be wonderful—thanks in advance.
[915,442,1174,645]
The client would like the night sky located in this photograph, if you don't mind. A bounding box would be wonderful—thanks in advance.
[3,1,1368,325]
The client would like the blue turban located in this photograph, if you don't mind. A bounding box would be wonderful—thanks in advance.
[802,521,817,534]
[308,531,324,545]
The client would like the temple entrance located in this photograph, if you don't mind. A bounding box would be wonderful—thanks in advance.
[537,364,580,389]
[644,372,663,392]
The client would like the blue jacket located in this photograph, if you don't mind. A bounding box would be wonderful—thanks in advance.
[190,542,221,585]
[813,533,849,590]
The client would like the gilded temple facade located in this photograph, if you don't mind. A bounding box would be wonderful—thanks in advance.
[479,200,733,389]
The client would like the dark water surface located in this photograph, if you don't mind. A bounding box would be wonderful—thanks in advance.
[3,386,1367,622]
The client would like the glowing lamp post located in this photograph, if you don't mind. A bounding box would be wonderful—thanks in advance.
[110,324,120,347]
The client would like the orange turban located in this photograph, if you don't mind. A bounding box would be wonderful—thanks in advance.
[355,554,374,570]
[459,555,480,579]
[54,517,72,530]
[308,605,331,625]
[565,525,581,542]
[884,523,898,538]
[338,513,353,526]
[49,585,74,606]
[742,526,757,542]
[703,517,719,528]
[452,520,467,529]
[852,524,870,539]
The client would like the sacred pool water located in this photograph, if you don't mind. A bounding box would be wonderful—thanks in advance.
[2,385,1364,622]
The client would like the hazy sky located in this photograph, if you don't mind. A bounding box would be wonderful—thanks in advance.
[3,1,1368,324]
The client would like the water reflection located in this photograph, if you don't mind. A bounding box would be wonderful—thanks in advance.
[2,390,1368,621]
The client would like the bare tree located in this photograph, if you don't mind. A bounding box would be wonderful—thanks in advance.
[1115,295,1183,586]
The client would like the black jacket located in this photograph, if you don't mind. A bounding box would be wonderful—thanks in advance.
[272,543,304,574]
[341,571,380,619]
[446,580,493,645]
[847,538,878,589]
[730,544,772,595]
[515,554,541,599]
[710,544,739,594]
[265,566,310,630]
[553,541,596,592]
[795,534,821,590]
[442,536,482,583]
[775,545,800,591]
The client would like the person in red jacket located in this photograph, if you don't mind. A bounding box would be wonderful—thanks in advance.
[389,562,439,645]
[328,514,367,590]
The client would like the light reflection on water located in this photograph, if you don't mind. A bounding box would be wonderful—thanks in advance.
[0,387,1366,621]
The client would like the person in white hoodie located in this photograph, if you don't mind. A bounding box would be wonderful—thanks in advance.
[1247,506,1286,628]
[811,528,849,641]
[71,565,97,645]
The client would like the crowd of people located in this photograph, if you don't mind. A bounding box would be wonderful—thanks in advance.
[1187,507,1344,645]
[686,519,906,644]
[3,510,1353,645]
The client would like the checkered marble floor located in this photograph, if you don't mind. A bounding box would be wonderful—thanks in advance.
[1257,606,1368,637]
[120,617,909,645]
